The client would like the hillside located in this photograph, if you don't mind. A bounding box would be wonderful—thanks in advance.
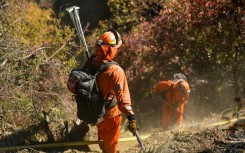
[0,111,244,153]
[0,0,244,153]
[78,115,245,153]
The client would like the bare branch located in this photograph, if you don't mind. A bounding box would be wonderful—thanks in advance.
[45,40,69,63]
[0,59,8,68]
[15,47,47,61]
[33,90,59,96]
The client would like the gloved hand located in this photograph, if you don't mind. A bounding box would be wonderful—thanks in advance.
[127,114,137,136]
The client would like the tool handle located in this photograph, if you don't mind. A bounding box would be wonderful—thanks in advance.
[135,130,146,151]
[66,6,90,59]
[161,97,196,126]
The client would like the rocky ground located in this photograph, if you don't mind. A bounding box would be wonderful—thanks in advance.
[0,112,244,153]
[62,115,245,153]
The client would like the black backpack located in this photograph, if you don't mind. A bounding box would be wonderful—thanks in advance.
[67,59,118,125]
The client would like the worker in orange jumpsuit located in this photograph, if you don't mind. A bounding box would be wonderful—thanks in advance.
[152,73,190,130]
[86,29,137,153]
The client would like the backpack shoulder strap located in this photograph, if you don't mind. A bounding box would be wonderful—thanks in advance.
[83,54,99,75]
[99,60,118,73]
[92,60,118,92]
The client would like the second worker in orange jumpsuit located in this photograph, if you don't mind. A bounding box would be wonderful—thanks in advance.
[152,73,190,130]
[83,29,137,153]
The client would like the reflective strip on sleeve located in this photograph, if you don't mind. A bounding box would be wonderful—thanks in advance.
[113,84,122,92]
[125,105,132,110]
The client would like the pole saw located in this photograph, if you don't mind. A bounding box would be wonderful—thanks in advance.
[135,130,147,152]
[66,6,90,59]
[157,96,197,126]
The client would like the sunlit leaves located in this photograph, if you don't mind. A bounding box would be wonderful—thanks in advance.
[0,0,76,127]
[117,0,244,111]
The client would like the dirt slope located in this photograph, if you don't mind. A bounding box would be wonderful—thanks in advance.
[0,114,244,153]
[63,118,244,153]
[124,127,244,153]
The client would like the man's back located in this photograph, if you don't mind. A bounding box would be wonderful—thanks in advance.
[92,55,134,119]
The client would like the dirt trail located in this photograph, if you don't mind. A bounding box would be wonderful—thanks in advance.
[1,113,244,153]
[83,117,245,153]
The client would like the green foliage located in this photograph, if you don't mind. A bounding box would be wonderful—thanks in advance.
[0,0,78,127]
[106,0,165,32]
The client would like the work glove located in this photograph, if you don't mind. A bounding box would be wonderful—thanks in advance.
[127,114,137,136]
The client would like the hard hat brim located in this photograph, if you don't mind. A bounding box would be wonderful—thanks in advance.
[114,40,122,48]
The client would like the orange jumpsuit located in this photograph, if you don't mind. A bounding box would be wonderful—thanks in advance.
[92,55,134,153]
[153,80,190,130]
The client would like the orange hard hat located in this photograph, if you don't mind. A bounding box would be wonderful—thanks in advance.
[95,29,122,60]
[96,29,122,48]
[178,81,190,94]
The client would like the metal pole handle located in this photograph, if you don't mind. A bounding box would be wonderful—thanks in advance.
[66,6,90,59]
[161,98,196,126]
[135,130,146,151]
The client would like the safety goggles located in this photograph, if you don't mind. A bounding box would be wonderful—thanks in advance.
[97,40,117,47]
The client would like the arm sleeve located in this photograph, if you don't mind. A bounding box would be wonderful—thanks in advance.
[177,103,185,125]
[109,66,134,116]
[176,85,190,125]
[183,94,190,104]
